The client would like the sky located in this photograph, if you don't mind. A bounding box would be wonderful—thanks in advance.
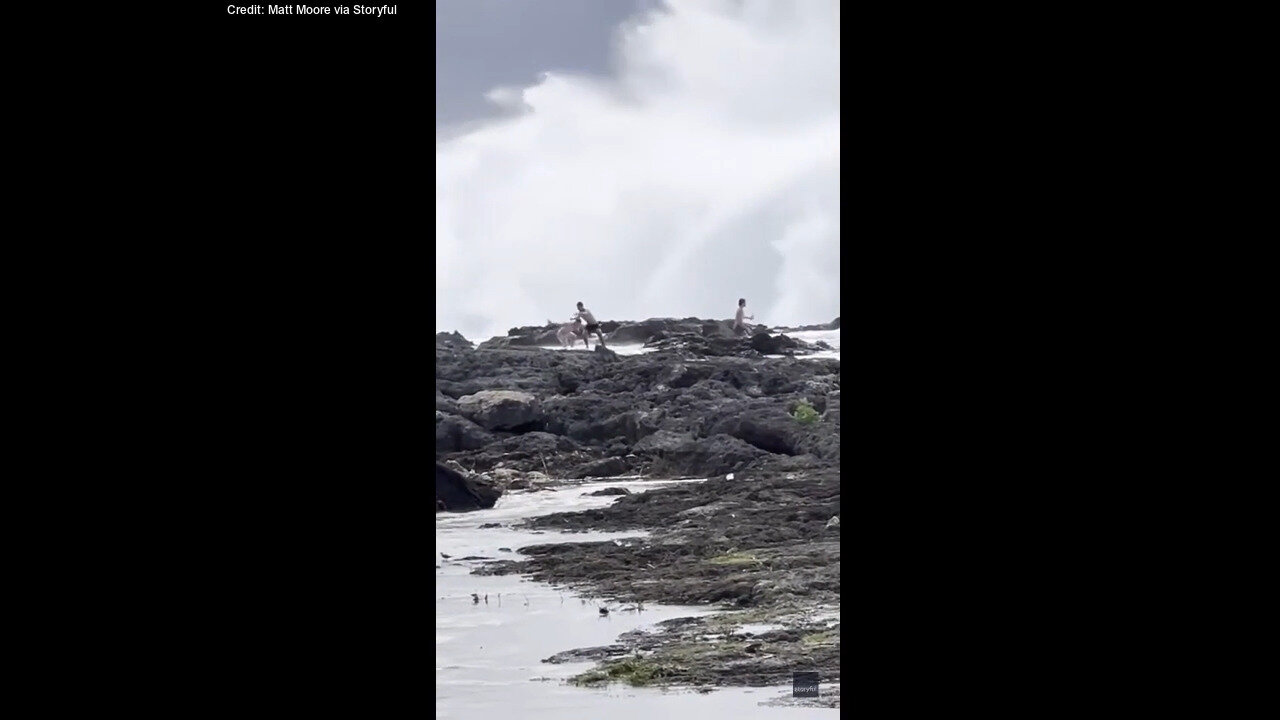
[436,0,840,342]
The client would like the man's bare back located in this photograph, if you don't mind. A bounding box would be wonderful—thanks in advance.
[574,302,606,348]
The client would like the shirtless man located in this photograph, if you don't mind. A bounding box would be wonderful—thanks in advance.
[733,298,754,336]
[574,301,606,349]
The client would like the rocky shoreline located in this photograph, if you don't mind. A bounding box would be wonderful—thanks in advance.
[436,318,840,700]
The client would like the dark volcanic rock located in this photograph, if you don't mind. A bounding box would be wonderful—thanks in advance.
[437,316,839,475]
[609,318,701,344]
[476,335,541,350]
[544,644,630,664]
[749,332,802,355]
[435,462,502,512]
[633,429,690,454]
[440,321,842,694]
[664,363,715,388]
[643,334,759,358]
[642,331,825,359]
[450,431,585,473]
[707,411,801,456]
[571,457,628,479]
[436,391,460,415]
[435,412,496,452]
[563,409,659,446]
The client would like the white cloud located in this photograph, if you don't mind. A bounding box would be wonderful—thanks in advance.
[437,0,840,341]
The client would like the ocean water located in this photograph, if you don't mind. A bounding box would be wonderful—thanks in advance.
[436,479,839,717]
[765,328,840,360]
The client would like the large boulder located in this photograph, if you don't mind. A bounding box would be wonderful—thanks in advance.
[435,462,503,512]
[457,390,543,431]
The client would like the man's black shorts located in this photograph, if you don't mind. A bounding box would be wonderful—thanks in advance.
[585,323,601,333]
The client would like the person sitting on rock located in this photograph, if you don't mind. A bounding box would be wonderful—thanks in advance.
[734,298,755,336]
[573,301,606,349]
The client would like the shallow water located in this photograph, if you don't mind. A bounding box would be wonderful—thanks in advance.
[436,479,839,717]
[546,342,656,356]
[546,328,841,361]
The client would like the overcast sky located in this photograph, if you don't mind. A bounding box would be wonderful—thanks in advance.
[436,0,840,342]
[437,0,652,130]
